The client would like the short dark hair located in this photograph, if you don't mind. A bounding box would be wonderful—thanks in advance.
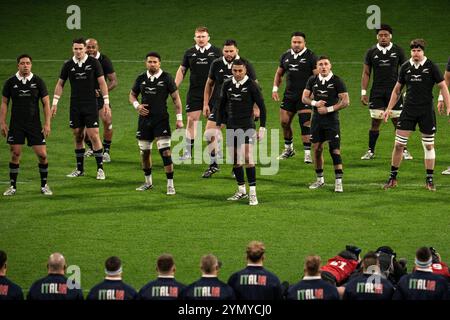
[146,51,161,61]
[362,251,379,269]
[376,24,393,35]
[0,250,7,269]
[291,31,306,39]
[410,39,426,50]
[200,254,218,274]
[317,55,330,62]
[304,256,321,275]
[223,39,238,47]
[232,59,246,67]
[416,247,431,262]
[17,54,32,63]
[246,241,265,263]
[105,256,122,273]
[72,38,86,46]
[157,254,174,273]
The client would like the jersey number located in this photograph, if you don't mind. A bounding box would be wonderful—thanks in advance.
[330,261,347,271]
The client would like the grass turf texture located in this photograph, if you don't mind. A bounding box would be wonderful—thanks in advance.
[0,0,449,293]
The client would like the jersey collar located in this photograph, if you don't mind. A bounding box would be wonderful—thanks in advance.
[415,267,433,273]
[201,274,217,278]
[303,276,322,280]
[318,71,333,84]
[95,51,101,60]
[232,75,249,87]
[409,57,427,69]
[195,43,212,53]
[247,263,263,267]
[105,276,122,281]
[147,69,163,81]
[223,55,240,69]
[16,72,34,84]
[158,275,175,279]
[291,47,307,59]
[72,54,88,67]
[376,42,393,54]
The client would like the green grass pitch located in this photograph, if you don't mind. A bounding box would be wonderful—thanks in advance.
[0,0,449,294]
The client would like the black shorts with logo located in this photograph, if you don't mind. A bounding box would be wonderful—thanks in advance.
[225,127,256,147]
[396,107,436,134]
[280,96,311,113]
[369,87,403,110]
[185,89,204,113]
[136,116,171,142]
[7,123,45,146]
[70,103,99,128]
[310,119,341,144]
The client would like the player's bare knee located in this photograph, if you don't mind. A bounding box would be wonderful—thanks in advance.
[11,151,21,162]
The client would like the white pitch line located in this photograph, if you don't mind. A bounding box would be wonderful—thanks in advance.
[0,58,446,65]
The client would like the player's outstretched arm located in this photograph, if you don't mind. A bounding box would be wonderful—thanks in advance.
[106,72,118,92]
[98,76,110,117]
[384,82,402,122]
[361,64,371,105]
[437,71,449,115]
[129,90,148,117]
[0,96,9,137]
[203,77,214,117]
[51,79,65,118]
[41,95,51,138]
[437,80,450,116]
[272,67,284,101]
[175,65,186,88]
[171,90,184,129]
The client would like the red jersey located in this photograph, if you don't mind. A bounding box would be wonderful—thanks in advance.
[320,256,359,284]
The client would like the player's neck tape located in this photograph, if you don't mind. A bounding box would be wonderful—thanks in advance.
[415,258,432,268]
[105,267,122,276]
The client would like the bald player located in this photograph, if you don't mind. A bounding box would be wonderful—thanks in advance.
[84,38,117,162]
[27,252,84,300]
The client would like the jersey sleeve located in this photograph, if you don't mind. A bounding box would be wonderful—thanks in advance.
[208,61,217,81]
[37,77,49,98]
[102,57,115,74]
[305,76,315,91]
[2,79,11,99]
[246,60,257,80]
[216,82,228,126]
[310,52,318,70]
[335,77,348,94]
[131,75,142,95]
[251,81,266,127]
[431,62,444,83]
[364,48,372,67]
[94,59,104,78]
[59,62,69,81]
[397,63,407,84]
[279,53,286,69]
[181,50,190,69]
[398,47,407,65]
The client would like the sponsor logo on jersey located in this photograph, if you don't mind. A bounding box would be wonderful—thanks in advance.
[231,93,241,98]
[30,83,37,88]
[422,68,429,73]
[379,60,390,63]
[299,58,307,63]
[327,84,334,88]
[208,52,216,56]
[390,53,397,57]
[144,87,157,94]
[317,90,328,94]
[224,75,233,79]
[241,87,248,92]
[19,90,30,93]
[157,81,165,86]
[85,65,92,71]
[410,74,422,81]
[197,58,208,65]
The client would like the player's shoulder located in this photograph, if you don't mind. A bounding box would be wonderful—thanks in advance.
[280,49,291,59]
[100,53,111,62]
[135,71,147,81]
[392,43,404,52]
[62,58,74,67]
[210,45,222,54]
[223,77,233,86]
[161,70,174,80]
[305,48,317,58]
[306,74,318,83]
[4,75,17,85]
[332,74,346,85]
